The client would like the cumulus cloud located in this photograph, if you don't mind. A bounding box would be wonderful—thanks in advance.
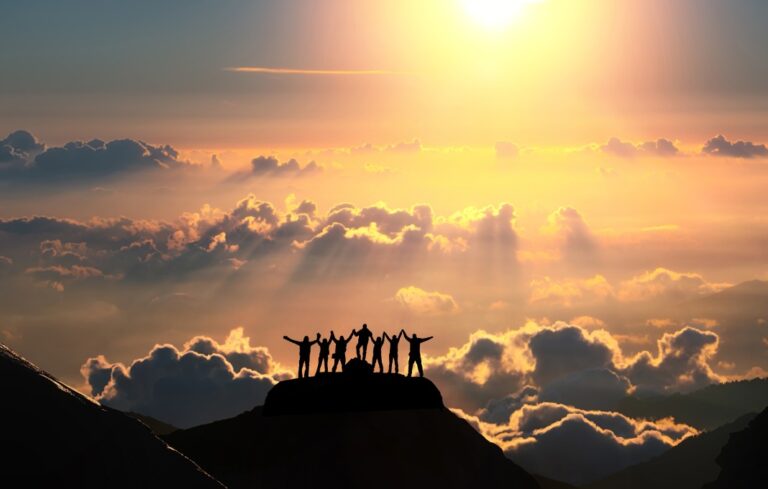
[394,286,458,316]
[232,156,321,180]
[81,327,290,428]
[702,135,768,158]
[427,321,726,418]
[545,207,597,262]
[624,326,723,395]
[0,131,191,183]
[601,137,679,158]
[458,402,697,485]
[617,267,730,301]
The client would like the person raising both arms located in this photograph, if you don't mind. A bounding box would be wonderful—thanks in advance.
[283,333,320,379]
[330,329,355,372]
[315,334,331,375]
[383,331,403,374]
[400,329,433,378]
[370,335,385,373]
[353,323,374,361]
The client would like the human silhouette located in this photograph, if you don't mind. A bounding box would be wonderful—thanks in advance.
[283,333,320,378]
[330,330,355,372]
[401,330,433,378]
[353,323,374,361]
[383,331,403,374]
[370,336,385,373]
[315,335,331,375]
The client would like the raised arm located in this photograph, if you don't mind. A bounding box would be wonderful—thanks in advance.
[419,336,434,343]
[283,335,300,345]
[310,333,321,345]
[383,332,390,341]
[330,331,337,341]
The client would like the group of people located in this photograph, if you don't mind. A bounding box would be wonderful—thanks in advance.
[283,324,433,379]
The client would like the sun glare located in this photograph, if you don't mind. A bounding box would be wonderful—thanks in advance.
[460,0,540,31]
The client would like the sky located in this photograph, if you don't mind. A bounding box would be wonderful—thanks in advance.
[2,0,768,483]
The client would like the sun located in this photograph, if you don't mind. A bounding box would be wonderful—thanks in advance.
[460,0,540,31]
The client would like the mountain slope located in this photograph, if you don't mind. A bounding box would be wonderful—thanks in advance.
[166,372,540,489]
[0,343,222,488]
[704,406,768,489]
[616,378,768,429]
[587,413,755,489]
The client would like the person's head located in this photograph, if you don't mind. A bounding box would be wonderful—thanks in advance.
[303,335,309,342]
[362,323,368,330]
[412,333,417,339]
[391,332,397,338]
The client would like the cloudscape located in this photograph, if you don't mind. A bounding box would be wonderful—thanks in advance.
[2,1,768,488]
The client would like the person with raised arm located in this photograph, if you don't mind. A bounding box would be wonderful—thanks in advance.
[383,331,403,374]
[283,333,320,379]
[353,323,374,361]
[400,329,433,378]
[370,335,385,373]
[329,329,355,372]
[315,334,331,375]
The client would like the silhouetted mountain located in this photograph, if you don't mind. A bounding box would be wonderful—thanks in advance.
[703,406,768,489]
[0,343,222,488]
[616,378,768,429]
[166,367,540,489]
[534,475,581,489]
[128,411,179,435]
[587,413,756,489]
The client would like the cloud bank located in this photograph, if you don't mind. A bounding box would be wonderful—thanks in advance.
[82,328,290,428]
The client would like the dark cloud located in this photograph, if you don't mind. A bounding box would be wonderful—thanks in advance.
[702,135,768,158]
[81,328,290,428]
[230,156,321,181]
[601,137,679,158]
[547,207,597,262]
[538,368,631,410]
[0,130,190,183]
[529,326,615,385]
[625,326,722,395]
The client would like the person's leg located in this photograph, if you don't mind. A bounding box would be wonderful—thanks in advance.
[356,343,361,359]
[408,358,414,377]
[378,356,383,372]
[363,343,368,361]
[298,359,305,378]
[315,356,321,375]
[332,357,339,372]
[394,356,399,374]
[417,357,424,377]
[340,353,346,368]
[388,356,393,373]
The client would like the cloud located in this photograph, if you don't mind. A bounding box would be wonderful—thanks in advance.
[529,275,613,306]
[458,402,697,486]
[545,207,597,262]
[617,267,730,301]
[81,327,290,428]
[495,141,519,159]
[601,137,679,158]
[538,368,632,410]
[231,156,321,180]
[528,325,620,385]
[394,286,459,316]
[702,135,768,158]
[0,131,191,183]
[624,326,723,395]
[427,321,726,417]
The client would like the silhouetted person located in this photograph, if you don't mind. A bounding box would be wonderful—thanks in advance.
[401,330,433,378]
[370,336,385,373]
[330,330,355,372]
[353,323,374,361]
[383,331,403,374]
[316,335,331,375]
[283,333,320,378]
